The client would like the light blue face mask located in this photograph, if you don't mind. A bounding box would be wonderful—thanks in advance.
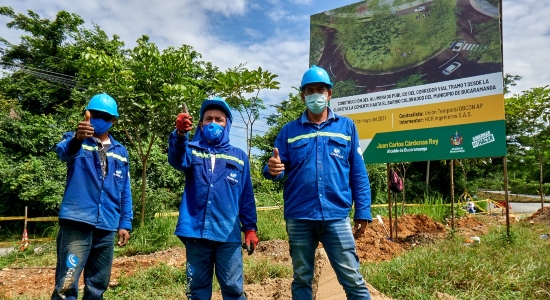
[305,93,328,114]
[90,118,113,135]
[203,122,225,144]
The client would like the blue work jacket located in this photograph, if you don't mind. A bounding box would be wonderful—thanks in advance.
[263,109,372,221]
[56,132,133,231]
[168,131,257,243]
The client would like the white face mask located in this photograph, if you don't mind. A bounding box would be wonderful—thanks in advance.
[305,93,328,114]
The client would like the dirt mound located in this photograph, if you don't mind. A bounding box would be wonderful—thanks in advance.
[527,207,550,225]
[355,214,447,262]
[0,213,502,299]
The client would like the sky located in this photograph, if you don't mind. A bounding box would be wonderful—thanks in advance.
[1,0,549,146]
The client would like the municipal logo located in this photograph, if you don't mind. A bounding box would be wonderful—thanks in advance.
[450,131,463,146]
[66,254,79,268]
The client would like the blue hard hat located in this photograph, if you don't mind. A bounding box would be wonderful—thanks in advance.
[86,93,119,117]
[299,65,333,91]
[199,97,232,122]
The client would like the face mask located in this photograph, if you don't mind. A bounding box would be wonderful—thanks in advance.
[90,118,113,135]
[305,93,328,114]
[203,122,225,144]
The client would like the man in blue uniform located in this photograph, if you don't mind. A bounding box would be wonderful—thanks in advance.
[168,97,258,300]
[264,66,372,300]
[52,93,133,300]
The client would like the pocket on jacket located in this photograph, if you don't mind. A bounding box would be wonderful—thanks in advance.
[328,136,349,162]
[289,138,312,162]
[113,160,127,189]
[224,159,243,186]
[74,151,94,170]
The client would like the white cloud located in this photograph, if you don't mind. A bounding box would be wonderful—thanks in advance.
[2,0,549,103]
[502,0,550,95]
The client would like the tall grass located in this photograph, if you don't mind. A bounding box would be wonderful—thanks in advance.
[406,192,452,223]
[105,264,188,299]
[117,215,181,256]
[257,209,287,241]
[243,256,292,284]
[362,221,550,299]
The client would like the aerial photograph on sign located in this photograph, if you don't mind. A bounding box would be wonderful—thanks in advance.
[310,0,505,163]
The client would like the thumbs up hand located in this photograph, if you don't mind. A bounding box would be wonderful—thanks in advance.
[176,113,193,135]
[76,110,95,140]
[267,147,284,177]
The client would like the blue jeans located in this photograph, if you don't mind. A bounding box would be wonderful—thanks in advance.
[180,237,247,300]
[286,218,370,300]
[52,220,115,300]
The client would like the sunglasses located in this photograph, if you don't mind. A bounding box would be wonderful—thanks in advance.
[89,110,115,122]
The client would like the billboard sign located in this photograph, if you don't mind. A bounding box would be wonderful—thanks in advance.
[310,0,505,163]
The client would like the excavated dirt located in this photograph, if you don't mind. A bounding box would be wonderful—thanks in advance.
[0,213,535,299]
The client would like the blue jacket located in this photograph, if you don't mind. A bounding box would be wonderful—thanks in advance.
[56,132,133,231]
[263,109,372,221]
[168,130,257,243]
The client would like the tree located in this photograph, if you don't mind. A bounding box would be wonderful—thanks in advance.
[504,73,522,95]
[78,36,218,227]
[394,73,427,89]
[505,86,550,207]
[252,91,305,164]
[0,7,125,115]
[333,79,361,98]
[0,8,126,221]
[214,65,279,157]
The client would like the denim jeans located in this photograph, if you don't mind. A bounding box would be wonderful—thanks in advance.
[286,218,370,300]
[52,220,115,300]
[180,237,247,300]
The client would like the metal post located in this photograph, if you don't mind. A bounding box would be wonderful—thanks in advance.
[450,160,455,230]
[503,156,510,237]
[387,163,393,239]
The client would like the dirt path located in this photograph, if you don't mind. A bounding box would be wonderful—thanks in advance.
[0,213,529,299]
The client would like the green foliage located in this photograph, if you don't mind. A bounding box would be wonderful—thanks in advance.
[118,216,181,256]
[332,79,361,98]
[78,35,219,227]
[366,164,389,204]
[0,99,69,218]
[363,223,550,299]
[333,0,457,72]
[394,72,427,89]
[105,264,188,299]
[468,18,501,62]
[257,209,287,241]
[214,64,279,157]
[309,25,327,66]
[243,256,292,284]
[406,192,450,223]
[252,91,305,164]
[505,86,550,201]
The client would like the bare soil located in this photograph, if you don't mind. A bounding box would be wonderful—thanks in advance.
[1,211,543,300]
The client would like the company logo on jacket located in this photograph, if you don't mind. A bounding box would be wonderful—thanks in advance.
[330,148,344,159]
[227,172,239,183]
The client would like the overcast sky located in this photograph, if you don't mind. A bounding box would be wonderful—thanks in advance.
[1,0,549,143]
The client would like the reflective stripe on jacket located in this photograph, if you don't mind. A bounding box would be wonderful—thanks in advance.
[263,109,372,221]
[56,132,133,231]
[168,130,257,243]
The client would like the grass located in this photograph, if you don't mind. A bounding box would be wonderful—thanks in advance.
[243,256,292,284]
[4,197,550,299]
[257,209,287,241]
[105,264,188,299]
[117,215,181,256]
[362,222,550,299]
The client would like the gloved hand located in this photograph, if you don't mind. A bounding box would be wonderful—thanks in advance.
[176,113,193,134]
[243,230,259,255]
